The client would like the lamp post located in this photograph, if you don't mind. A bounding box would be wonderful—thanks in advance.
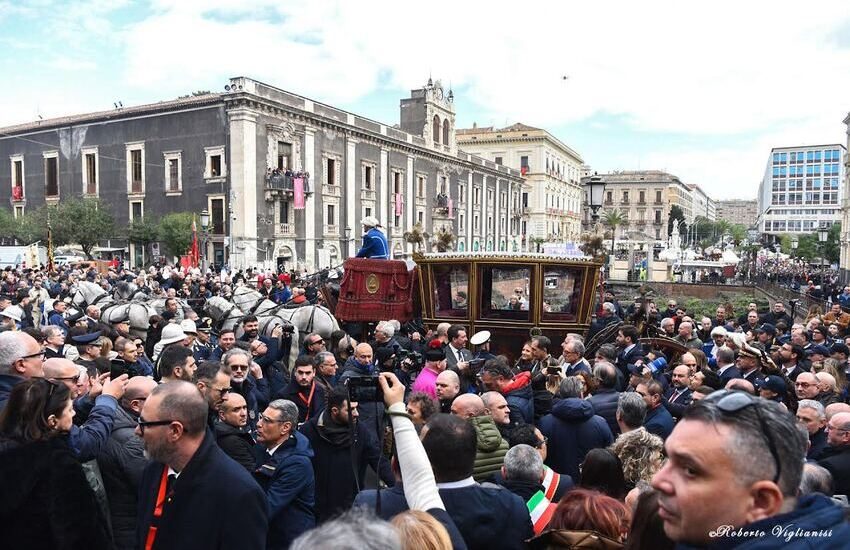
[818,222,829,267]
[344,226,352,259]
[199,209,210,272]
[584,175,605,224]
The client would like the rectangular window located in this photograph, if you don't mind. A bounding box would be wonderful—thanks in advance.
[277,141,291,170]
[655,190,662,203]
[210,198,225,235]
[474,214,480,232]
[131,150,142,192]
[327,158,336,186]
[520,156,529,169]
[393,171,401,193]
[417,210,424,225]
[13,205,24,219]
[495,156,503,165]
[440,176,447,194]
[364,165,373,189]
[327,204,335,225]
[365,206,372,218]
[432,264,469,318]
[44,155,59,197]
[130,201,143,221]
[474,187,481,205]
[84,152,97,195]
[418,175,427,197]
[542,266,583,321]
[280,200,290,224]
[655,210,662,223]
[479,266,531,321]
[11,156,24,201]
[622,191,629,203]
[204,146,226,180]
[639,190,645,203]
[606,191,613,204]
[458,184,465,203]
[164,151,182,193]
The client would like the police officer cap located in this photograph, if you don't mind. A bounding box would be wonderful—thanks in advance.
[831,342,850,356]
[808,344,831,357]
[71,331,102,345]
[470,330,491,346]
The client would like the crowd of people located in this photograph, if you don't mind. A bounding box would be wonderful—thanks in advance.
[1,257,850,549]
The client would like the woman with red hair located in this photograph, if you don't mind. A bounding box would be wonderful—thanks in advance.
[528,488,631,549]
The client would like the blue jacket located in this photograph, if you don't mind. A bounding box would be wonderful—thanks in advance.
[233,375,270,429]
[539,398,614,479]
[254,432,315,550]
[504,381,535,425]
[47,310,69,335]
[0,374,21,413]
[678,494,850,549]
[356,227,389,259]
[644,404,675,440]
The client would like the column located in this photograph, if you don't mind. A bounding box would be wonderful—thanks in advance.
[380,148,389,226]
[466,172,473,244]
[228,108,258,269]
[304,127,317,271]
[346,135,358,258]
[406,155,415,253]
[481,175,488,250]
[494,177,501,249]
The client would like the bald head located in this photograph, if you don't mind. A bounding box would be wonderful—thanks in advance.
[122,376,158,414]
[816,372,837,392]
[145,380,208,437]
[451,393,485,418]
[43,357,80,379]
[826,402,850,421]
[435,370,460,400]
[220,391,247,412]
[354,343,373,366]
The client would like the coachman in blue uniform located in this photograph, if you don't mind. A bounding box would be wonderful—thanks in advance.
[355,216,389,260]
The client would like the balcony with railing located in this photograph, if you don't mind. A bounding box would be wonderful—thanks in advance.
[275,223,296,237]
[265,172,294,195]
[323,224,339,236]
[361,188,376,201]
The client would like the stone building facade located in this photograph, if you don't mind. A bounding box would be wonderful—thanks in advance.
[456,123,584,243]
[715,199,758,227]
[0,76,524,271]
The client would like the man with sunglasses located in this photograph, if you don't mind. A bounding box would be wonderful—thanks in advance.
[136,380,268,550]
[653,391,850,548]
[223,347,269,429]
[818,411,850,496]
[194,360,234,431]
[0,331,47,411]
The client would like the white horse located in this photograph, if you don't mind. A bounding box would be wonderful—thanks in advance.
[230,286,340,345]
[69,281,153,340]
[204,296,301,368]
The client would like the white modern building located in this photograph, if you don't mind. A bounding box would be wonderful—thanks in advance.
[758,144,846,237]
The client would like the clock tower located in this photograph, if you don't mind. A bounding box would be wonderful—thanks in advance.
[399,77,456,154]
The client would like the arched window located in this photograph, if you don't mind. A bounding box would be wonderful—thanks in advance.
[433,115,441,144]
[442,119,450,145]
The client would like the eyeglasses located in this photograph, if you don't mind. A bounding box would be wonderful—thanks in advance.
[214,387,232,395]
[705,390,782,483]
[230,364,250,371]
[795,382,816,388]
[137,417,176,434]
[310,339,324,346]
[259,413,286,424]
[20,350,46,361]
[536,436,549,448]
[825,423,849,434]
[50,374,81,384]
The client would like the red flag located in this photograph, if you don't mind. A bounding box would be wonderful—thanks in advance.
[190,215,200,268]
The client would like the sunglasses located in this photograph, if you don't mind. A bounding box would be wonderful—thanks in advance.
[310,339,324,346]
[705,390,782,483]
[51,374,81,384]
[230,364,250,372]
[21,350,46,361]
[137,416,176,434]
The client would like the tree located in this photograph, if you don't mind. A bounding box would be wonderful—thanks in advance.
[602,210,625,241]
[158,212,194,259]
[825,223,841,264]
[728,224,747,247]
[431,226,456,252]
[57,198,115,259]
[713,219,731,242]
[403,223,429,252]
[0,208,17,244]
[668,205,686,237]
[15,209,48,245]
[692,216,716,243]
[128,217,160,265]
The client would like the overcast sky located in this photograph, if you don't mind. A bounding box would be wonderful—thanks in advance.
[2,0,850,200]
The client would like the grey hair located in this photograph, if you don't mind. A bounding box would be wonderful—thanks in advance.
[567,339,585,356]
[602,302,616,314]
[797,399,826,420]
[685,396,806,497]
[558,377,583,398]
[593,361,618,389]
[710,326,728,338]
[268,399,299,427]
[715,346,735,365]
[41,325,63,339]
[617,392,647,429]
[596,344,618,363]
[503,444,544,483]
[799,463,833,496]
[222,347,252,366]
[313,351,336,367]
[376,322,395,339]
[290,507,401,550]
[0,332,31,375]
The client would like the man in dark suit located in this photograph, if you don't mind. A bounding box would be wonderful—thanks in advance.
[715,346,741,387]
[136,381,268,550]
[444,324,474,392]
[663,364,693,420]
[778,342,806,382]
[637,380,674,440]
[615,325,644,384]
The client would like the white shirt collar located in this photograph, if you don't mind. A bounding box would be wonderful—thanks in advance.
[717,364,732,374]
[167,467,181,479]
[436,476,476,489]
[267,442,283,456]
[624,343,635,354]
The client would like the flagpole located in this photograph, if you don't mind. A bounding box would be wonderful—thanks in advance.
[47,209,55,272]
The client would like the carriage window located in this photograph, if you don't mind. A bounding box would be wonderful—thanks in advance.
[432,264,469,318]
[479,266,530,321]
[541,267,583,321]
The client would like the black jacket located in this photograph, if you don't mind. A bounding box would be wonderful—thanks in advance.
[276,380,326,424]
[0,437,111,550]
[439,483,533,550]
[136,432,268,550]
[299,411,395,522]
[818,445,850,496]
[97,405,148,550]
[539,398,614,479]
[586,387,620,436]
[214,421,256,473]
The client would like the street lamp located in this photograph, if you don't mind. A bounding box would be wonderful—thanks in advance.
[818,222,829,266]
[199,209,210,271]
[791,236,798,258]
[584,175,605,223]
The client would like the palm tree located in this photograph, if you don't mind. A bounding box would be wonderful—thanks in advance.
[403,222,429,252]
[602,210,625,264]
[714,219,731,243]
[431,225,456,252]
[728,224,747,248]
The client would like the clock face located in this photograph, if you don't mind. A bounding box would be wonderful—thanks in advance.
[435,87,443,100]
